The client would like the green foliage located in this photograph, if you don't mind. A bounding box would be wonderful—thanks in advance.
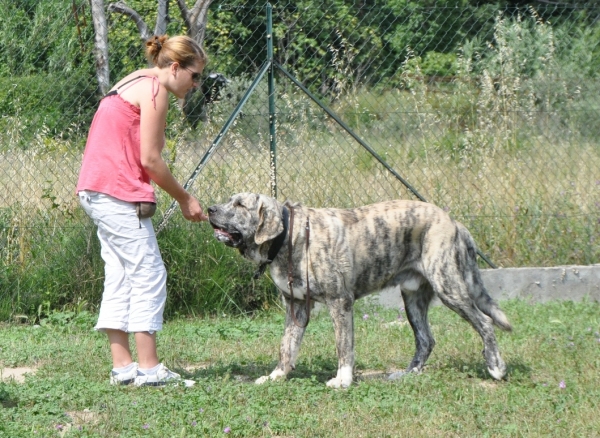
[0,0,97,140]
[421,51,458,76]
[0,207,277,322]
[0,72,98,141]
[0,208,102,322]
[158,221,277,318]
[1,0,599,142]
[0,0,94,76]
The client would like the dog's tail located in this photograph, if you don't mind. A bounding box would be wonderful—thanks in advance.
[458,224,513,332]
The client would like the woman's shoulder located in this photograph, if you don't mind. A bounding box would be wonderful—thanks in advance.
[112,69,156,90]
[111,69,168,109]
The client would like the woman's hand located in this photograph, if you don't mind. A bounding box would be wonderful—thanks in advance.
[178,193,208,222]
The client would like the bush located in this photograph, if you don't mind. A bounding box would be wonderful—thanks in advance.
[0,72,98,145]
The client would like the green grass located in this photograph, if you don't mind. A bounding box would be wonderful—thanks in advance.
[1,299,599,437]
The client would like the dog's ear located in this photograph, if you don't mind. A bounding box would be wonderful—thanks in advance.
[255,195,283,245]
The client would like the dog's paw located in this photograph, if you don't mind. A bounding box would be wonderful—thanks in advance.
[326,376,351,389]
[255,369,286,385]
[255,375,271,384]
[326,365,353,388]
[487,366,506,380]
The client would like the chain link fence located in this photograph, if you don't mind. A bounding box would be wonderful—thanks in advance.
[0,1,599,318]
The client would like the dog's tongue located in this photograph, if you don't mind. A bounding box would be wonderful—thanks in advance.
[213,228,233,243]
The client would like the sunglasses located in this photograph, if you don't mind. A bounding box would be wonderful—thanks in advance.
[182,66,202,82]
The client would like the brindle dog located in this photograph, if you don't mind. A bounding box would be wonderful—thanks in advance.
[208,193,512,388]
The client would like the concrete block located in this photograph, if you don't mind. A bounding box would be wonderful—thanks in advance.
[374,264,600,309]
[314,265,600,312]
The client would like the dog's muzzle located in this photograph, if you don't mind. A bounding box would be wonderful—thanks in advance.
[207,215,244,248]
[212,227,243,247]
[207,204,245,248]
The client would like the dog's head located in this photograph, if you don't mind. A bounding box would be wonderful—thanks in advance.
[208,193,284,260]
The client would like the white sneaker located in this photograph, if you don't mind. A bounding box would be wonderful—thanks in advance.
[134,363,181,387]
[109,362,138,386]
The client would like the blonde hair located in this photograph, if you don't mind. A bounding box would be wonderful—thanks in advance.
[145,35,208,69]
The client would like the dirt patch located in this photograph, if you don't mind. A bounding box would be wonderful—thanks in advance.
[54,410,105,436]
[65,409,104,426]
[183,362,212,372]
[478,380,499,390]
[0,367,37,383]
[355,369,390,381]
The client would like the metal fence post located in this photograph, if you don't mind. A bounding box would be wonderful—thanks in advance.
[267,3,277,198]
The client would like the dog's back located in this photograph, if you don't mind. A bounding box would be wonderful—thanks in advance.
[302,200,455,294]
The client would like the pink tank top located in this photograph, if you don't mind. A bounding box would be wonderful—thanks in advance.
[76,77,159,203]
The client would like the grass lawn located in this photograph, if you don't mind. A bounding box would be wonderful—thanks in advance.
[1,299,599,437]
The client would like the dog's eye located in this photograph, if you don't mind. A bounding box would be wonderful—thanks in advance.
[233,200,244,208]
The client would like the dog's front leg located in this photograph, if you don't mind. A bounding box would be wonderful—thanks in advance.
[255,297,309,384]
[326,297,354,388]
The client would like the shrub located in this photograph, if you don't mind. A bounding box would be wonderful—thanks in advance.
[0,72,98,146]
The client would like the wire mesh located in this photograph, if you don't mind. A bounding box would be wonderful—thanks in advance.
[0,1,598,317]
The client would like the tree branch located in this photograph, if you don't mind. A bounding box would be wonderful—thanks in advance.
[90,0,110,94]
[154,0,169,36]
[108,1,152,41]
[176,0,192,31]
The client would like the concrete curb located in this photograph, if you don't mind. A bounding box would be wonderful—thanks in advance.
[372,264,600,309]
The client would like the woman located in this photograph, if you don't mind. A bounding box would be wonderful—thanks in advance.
[77,35,208,386]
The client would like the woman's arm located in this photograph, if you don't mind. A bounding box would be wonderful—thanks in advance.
[139,83,207,221]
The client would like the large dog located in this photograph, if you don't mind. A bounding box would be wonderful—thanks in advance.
[208,193,512,388]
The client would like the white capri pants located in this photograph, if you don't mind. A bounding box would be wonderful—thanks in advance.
[78,190,166,333]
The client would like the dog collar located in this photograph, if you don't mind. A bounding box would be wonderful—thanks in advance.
[253,206,289,279]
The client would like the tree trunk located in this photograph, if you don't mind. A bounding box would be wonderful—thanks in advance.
[90,0,110,95]
[176,0,212,45]
[155,0,169,36]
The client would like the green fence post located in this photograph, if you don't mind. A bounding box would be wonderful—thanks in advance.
[267,3,277,198]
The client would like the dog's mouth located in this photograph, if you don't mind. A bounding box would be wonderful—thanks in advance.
[210,223,244,248]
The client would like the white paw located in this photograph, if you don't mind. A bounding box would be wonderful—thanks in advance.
[488,366,505,380]
[255,369,286,385]
[326,366,353,388]
[326,376,351,388]
[327,377,352,389]
[255,375,270,384]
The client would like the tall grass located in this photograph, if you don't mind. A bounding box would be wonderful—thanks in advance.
[0,205,276,322]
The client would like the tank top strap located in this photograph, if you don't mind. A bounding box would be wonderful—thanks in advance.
[104,75,160,109]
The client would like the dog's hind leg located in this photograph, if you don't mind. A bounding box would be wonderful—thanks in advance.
[325,297,355,388]
[390,283,436,379]
[255,297,309,384]
[431,273,507,381]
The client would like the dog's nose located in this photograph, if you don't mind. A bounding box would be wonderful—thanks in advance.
[207,206,217,214]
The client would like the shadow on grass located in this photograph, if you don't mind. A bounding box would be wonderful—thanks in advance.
[176,357,338,385]
[0,385,18,408]
[439,357,532,380]
[173,359,533,388]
